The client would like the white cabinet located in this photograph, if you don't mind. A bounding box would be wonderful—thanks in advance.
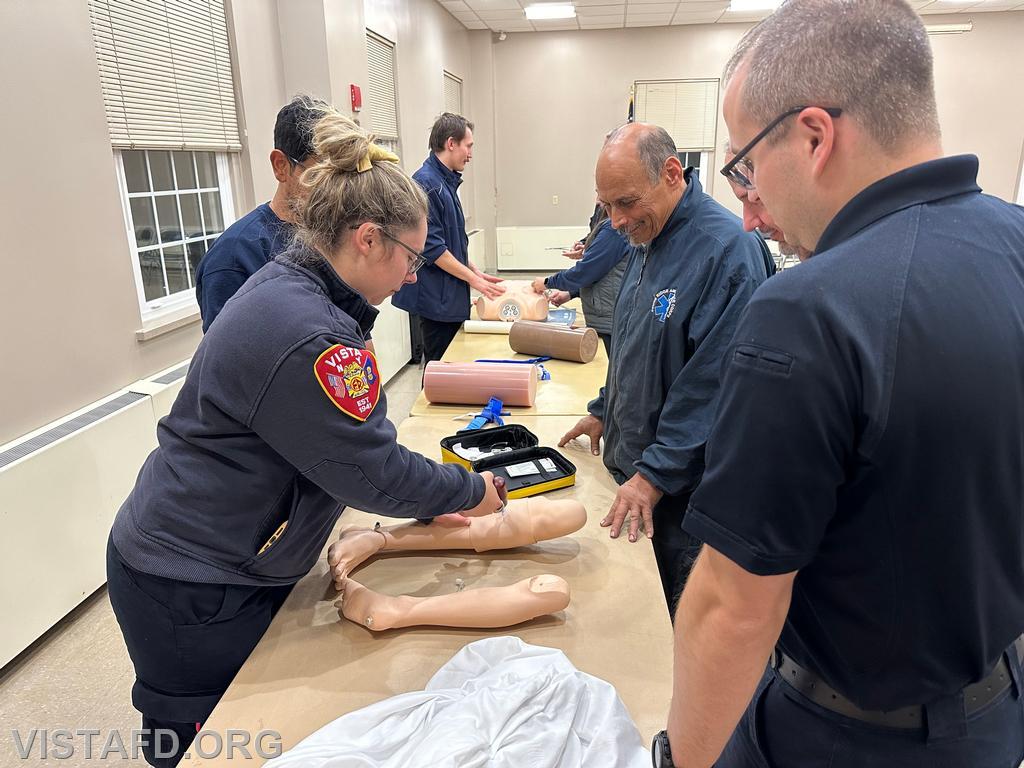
[372,297,412,384]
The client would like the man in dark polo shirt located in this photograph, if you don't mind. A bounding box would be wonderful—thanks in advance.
[653,2,1024,767]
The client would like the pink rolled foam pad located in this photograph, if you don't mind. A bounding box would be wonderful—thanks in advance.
[422,362,537,407]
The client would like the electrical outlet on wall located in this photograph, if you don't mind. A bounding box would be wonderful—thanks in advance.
[552,195,559,205]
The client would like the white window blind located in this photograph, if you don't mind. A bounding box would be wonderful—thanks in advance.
[443,71,463,115]
[633,79,719,151]
[88,0,241,151]
[366,31,399,141]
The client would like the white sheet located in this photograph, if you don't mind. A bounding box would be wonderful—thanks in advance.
[265,636,651,767]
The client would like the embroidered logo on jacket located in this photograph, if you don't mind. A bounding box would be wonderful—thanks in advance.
[651,289,677,323]
[314,345,381,421]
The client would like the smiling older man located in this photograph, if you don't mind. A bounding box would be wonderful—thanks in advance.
[559,123,769,617]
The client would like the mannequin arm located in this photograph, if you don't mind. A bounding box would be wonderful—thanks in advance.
[337,574,570,630]
[328,497,586,584]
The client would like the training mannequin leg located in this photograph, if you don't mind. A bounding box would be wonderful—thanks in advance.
[336,574,570,630]
[328,497,586,583]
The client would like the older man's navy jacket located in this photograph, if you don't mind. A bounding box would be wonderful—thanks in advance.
[589,171,769,497]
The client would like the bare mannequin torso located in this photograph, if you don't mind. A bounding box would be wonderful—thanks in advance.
[475,280,550,322]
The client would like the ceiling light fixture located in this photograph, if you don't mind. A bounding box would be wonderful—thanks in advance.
[726,0,782,11]
[925,21,973,35]
[524,3,576,20]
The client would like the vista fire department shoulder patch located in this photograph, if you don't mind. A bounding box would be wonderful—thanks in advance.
[314,345,381,422]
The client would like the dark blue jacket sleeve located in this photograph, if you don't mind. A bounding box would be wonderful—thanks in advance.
[198,268,250,332]
[545,222,628,294]
[421,186,451,265]
[250,332,485,518]
[634,245,764,496]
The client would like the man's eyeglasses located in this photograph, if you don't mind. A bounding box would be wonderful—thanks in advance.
[720,106,842,190]
[378,228,427,275]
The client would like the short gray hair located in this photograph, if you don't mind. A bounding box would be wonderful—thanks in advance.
[724,0,940,150]
[605,123,679,184]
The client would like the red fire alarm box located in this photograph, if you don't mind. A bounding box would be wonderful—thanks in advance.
[350,84,362,112]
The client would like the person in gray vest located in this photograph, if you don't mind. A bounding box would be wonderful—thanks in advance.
[531,207,630,354]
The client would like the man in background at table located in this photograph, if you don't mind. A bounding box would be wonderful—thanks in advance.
[393,113,504,363]
[195,95,324,332]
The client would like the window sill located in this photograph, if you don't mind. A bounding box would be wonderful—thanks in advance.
[135,304,202,342]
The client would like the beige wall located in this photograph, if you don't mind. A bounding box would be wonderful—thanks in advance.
[928,13,1024,200]
[491,22,751,227]
[0,0,476,447]
[468,31,499,270]
[229,0,288,209]
[4,3,1018,447]
[0,0,204,447]
[489,12,1024,228]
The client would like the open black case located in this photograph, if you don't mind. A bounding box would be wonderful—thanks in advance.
[439,425,576,499]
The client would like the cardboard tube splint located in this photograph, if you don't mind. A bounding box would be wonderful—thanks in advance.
[509,321,599,363]
[463,320,513,335]
[423,362,538,407]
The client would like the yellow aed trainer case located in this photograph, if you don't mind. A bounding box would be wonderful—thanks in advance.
[471,447,576,499]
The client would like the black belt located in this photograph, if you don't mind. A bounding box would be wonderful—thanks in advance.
[773,635,1024,730]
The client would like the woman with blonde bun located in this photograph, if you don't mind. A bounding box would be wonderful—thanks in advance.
[106,105,504,767]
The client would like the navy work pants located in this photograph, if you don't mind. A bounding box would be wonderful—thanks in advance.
[419,318,463,364]
[106,538,292,767]
[651,492,703,620]
[717,663,1024,767]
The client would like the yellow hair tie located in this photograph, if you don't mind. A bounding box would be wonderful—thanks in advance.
[356,143,400,173]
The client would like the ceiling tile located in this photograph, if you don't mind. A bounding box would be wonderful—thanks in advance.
[464,0,524,9]
[625,2,679,10]
[576,3,625,13]
[453,11,480,21]
[494,19,536,28]
[672,10,722,21]
[919,0,977,9]
[442,0,472,11]
[579,18,625,25]
[670,14,719,22]
[718,9,771,21]
[462,19,489,26]
[626,12,674,20]
[580,13,626,21]
[476,9,527,18]
[626,17,673,23]
[532,18,581,27]
[972,0,1023,7]
[676,0,727,5]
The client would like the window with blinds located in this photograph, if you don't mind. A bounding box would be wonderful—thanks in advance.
[443,71,463,116]
[88,0,240,151]
[366,30,400,152]
[633,79,719,153]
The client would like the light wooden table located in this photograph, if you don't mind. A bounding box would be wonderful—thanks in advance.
[182,415,671,766]
[409,329,608,417]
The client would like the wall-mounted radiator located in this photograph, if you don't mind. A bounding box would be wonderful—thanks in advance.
[0,360,191,668]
